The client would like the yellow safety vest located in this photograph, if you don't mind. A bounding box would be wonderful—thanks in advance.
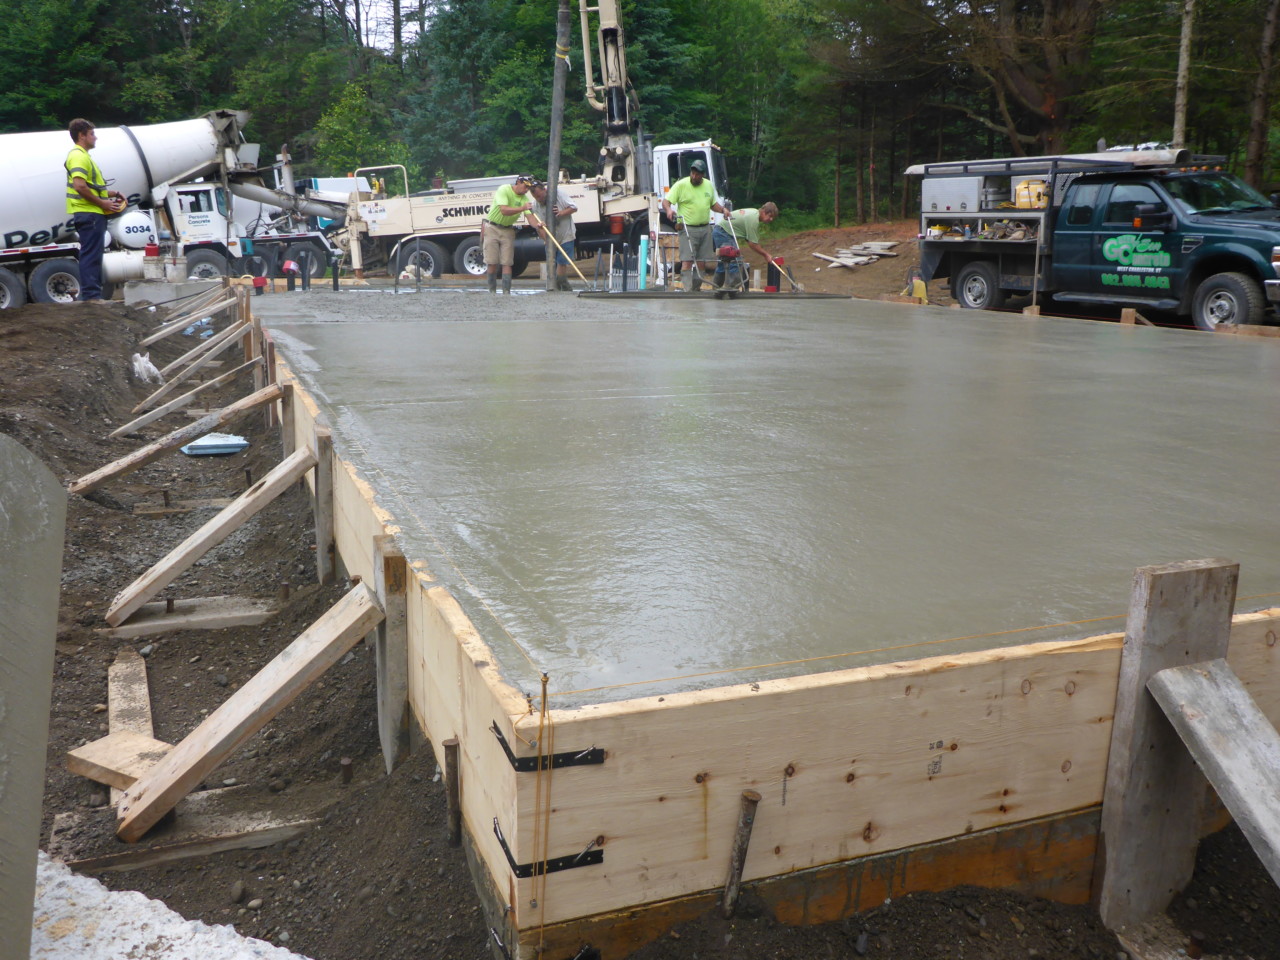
[65,145,107,215]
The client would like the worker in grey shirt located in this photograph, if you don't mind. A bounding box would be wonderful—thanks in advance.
[530,181,578,291]
[712,202,779,288]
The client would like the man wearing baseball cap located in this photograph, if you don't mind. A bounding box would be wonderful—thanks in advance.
[483,174,538,294]
[661,158,731,292]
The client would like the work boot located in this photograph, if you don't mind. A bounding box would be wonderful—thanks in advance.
[557,276,572,292]
[690,274,703,292]
[502,275,512,295]
[487,272,497,294]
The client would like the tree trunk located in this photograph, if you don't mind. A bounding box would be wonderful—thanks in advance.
[393,0,403,63]
[1172,0,1195,149]
[1245,0,1280,187]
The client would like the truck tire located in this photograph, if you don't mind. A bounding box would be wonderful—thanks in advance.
[28,258,80,303]
[285,243,327,279]
[186,249,229,280]
[1191,272,1263,330]
[0,266,27,309]
[396,239,447,279]
[951,261,1005,311]
[453,235,486,276]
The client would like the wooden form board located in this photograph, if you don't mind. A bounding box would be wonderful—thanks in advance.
[266,348,1280,946]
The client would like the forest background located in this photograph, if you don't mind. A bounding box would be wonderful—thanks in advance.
[3,0,1280,230]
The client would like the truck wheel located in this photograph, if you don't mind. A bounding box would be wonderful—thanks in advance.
[186,249,229,280]
[453,236,486,276]
[1191,272,1263,330]
[396,239,447,279]
[0,266,27,308]
[28,258,80,303]
[952,261,1005,310]
[284,243,327,278]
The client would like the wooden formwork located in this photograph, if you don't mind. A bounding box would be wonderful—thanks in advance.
[271,349,1280,959]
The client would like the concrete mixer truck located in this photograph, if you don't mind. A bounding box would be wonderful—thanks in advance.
[0,110,346,308]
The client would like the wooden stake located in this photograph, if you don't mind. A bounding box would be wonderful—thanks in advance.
[444,737,461,846]
[373,534,411,773]
[105,446,317,626]
[1098,558,1238,931]
[722,789,762,918]
[70,384,283,496]
[116,581,384,842]
[314,426,335,585]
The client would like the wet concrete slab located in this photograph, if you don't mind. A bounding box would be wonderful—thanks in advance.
[255,289,1280,705]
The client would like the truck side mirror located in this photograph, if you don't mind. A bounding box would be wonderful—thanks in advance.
[1133,202,1174,231]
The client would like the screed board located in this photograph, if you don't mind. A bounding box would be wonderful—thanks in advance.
[256,291,1280,706]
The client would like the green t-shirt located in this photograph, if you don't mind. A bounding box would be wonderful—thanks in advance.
[666,177,716,226]
[724,208,761,246]
[65,145,108,215]
[487,183,529,227]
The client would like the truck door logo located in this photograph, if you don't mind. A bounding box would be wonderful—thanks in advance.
[1101,233,1172,290]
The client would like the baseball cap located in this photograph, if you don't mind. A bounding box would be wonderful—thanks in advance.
[689,159,708,173]
[515,174,536,185]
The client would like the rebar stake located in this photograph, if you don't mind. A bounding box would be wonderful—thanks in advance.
[722,789,762,918]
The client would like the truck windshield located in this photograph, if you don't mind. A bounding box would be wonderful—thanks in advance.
[1163,173,1273,214]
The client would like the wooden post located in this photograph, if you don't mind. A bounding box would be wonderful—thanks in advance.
[722,789,762,918]
[373,534,411,773]
[443,737,461,846]
[1098,558,1238,931]
[313,425,335,585]
[1120,308,1137,325]
[280,381,296,459]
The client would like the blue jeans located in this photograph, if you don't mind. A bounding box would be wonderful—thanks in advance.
[711,224,742,287]
[553,239,575,266]
[73,212,107,300]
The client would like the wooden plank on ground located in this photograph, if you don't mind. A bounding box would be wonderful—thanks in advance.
[1148,658,1280,887]
[105,445,317,626]
[67,731,173,790]
[106,647,157,805]
[49,782,341,874]
[94,595,279,639]
[116,581,384,842]
[1098,558,1239,932]
[110,357,261,439]
[69,383,283,496]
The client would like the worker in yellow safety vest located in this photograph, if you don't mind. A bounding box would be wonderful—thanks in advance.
[65,118,126,303]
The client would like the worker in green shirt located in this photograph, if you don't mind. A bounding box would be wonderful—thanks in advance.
[484,174,539,294]
[661,159,731,292]
[713,202,779,289]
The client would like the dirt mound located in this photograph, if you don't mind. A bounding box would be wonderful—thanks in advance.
[765,219,930,299]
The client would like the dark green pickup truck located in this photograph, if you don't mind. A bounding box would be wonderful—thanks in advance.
[909,150,1280,330]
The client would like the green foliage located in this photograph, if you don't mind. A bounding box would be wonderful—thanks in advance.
[2,0,1279,219]
[314,82,410,176]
